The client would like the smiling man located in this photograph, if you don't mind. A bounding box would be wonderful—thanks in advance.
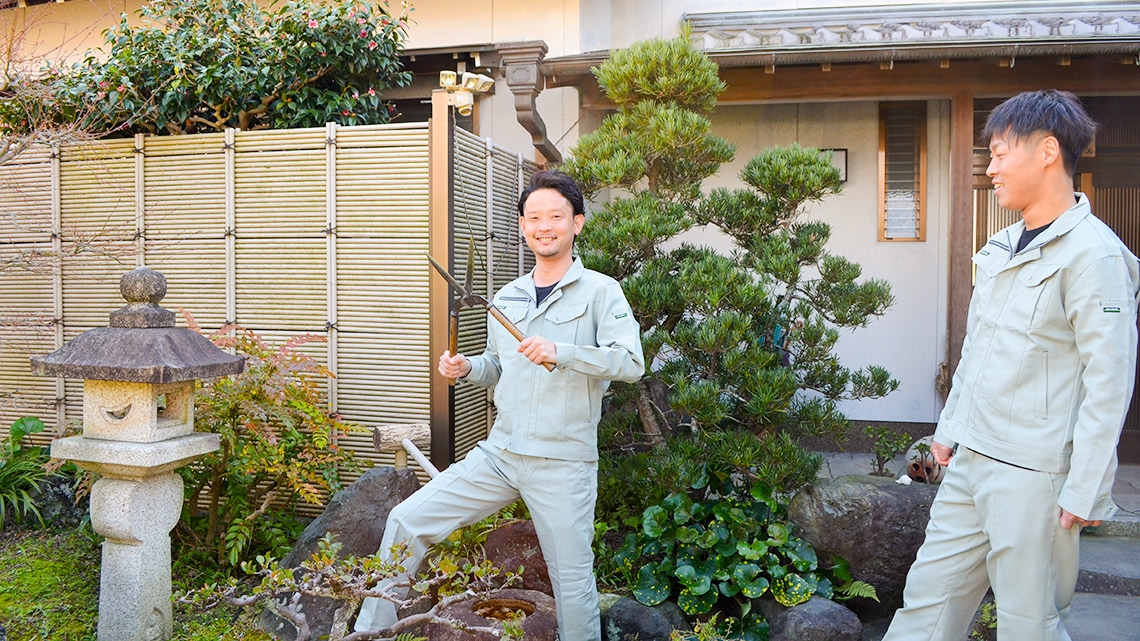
[355,170,643,641]
[883,91,1140,641]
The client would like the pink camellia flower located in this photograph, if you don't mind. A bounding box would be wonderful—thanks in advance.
[358,16,366,24]
[118,85,127,92]
[352,90,359,99]
[308,18,319,28]
[359,29,368,37]
[343,110,351,116]
[347,8,355,17]
[368,40,377,50]
[368,87,376,96]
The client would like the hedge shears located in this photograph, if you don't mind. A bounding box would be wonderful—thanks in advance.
[427,245,554,386]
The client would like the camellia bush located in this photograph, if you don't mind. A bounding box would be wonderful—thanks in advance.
[30,0,412,136]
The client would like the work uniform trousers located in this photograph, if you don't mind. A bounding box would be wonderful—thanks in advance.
[354,444,601,641]
[883,448,1080,641]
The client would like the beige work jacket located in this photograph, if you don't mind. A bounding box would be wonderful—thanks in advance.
[465,258,644,461]
[934,194,1140,520]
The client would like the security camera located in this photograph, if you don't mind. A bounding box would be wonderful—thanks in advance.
[439,70,458,89]
[453,90,474,116]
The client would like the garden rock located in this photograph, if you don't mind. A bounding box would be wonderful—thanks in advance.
[28,475,87,529]
[598,591,622,618]
[258,466,421,641]
[483,519,553,596]
[601,596,689,641]
[761,596,862,641]
[417,588,556,641]
[788,475,937,617]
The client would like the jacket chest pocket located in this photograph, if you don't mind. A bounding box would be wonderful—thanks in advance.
[544,301,591,343]
[999,263,1062,330]
[493,302,530,347]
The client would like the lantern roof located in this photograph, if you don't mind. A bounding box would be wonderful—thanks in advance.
[30,267,244,384]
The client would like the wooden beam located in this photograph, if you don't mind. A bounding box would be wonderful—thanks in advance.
[428,89,455,470]
[1080,173,1094,211]
[948,94,975,381]
[714,57,1140,104]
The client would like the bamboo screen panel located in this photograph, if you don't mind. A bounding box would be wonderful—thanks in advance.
[0,149,61,442]
[0,121,540,499]
[0,124,438,487]
[450,128,538,460]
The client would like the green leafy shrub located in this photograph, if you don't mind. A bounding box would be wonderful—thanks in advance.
[19,0,412,137]
[866,425,912,477]
[177,312,365,570]
[0,416,50,529]
[597,430,822,540]
[625,485,826,617]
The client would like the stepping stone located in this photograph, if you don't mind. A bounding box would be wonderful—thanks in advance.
[1077,536,1140,596]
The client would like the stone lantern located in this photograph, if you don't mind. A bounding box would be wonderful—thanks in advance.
[32,266,244,641]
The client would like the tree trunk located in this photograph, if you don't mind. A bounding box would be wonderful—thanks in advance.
[204,439,228,547]
[636,379,665,448]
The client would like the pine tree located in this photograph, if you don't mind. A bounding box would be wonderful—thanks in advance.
[564,35,897,466]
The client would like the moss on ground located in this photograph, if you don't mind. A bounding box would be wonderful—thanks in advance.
[0,528,273,641]
[0,528,99,640]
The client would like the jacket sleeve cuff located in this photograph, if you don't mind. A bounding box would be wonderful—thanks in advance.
[932,424,958,450]
[1058,486,1118,522]
[465,357,496,387]
[554,343,577,371]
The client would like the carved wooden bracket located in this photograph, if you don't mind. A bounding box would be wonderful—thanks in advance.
[499,41,562,164]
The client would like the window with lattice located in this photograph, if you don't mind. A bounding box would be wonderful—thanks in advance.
[878,102,927,241]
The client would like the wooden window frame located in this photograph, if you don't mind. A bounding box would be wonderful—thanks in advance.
[878,101,927,242]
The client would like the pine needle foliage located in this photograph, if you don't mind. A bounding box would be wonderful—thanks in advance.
[564,36,897,485]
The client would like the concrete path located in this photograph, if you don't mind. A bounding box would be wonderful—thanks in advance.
[816,453,1140,640]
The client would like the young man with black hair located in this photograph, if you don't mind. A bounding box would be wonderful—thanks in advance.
[355,170,644,641]
[883,90,1139,640]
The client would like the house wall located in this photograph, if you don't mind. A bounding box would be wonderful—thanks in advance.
[700,100,951,423]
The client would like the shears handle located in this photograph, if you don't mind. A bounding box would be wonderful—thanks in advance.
[448,309,459,387]
[487,305,556,372]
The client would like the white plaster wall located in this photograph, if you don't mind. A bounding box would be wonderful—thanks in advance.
[702,100,951,423]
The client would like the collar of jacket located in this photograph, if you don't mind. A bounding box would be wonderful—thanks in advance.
[514,256,585,308]
[990,192,1092,273]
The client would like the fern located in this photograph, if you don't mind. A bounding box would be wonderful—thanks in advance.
[834,579,879,602]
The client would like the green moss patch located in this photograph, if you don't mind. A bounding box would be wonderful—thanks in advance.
[0,529,100,640]
[0,528,273,641]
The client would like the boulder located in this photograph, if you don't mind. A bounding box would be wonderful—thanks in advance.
[258,466,421,641]
[601,597,689,641]
[28,475,87,529]
[483,519,553,596]
[788,475,938,617]
[418,588,557,641]
[761,596,862,641]
[598,592,623,619]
